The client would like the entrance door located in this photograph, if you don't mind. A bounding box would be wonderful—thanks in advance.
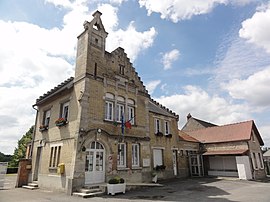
[85,141,105,184]
[33,147,42,181]
[172,150,178,176]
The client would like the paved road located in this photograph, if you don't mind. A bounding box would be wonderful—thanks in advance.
[1,175,270,202]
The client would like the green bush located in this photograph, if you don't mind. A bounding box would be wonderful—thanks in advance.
[119,178,125,183]
[108,176,125,184]
[108,178,119,184]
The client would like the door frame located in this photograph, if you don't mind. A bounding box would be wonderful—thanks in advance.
[85,141,106,184]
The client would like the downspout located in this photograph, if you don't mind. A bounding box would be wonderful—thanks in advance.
[31,105,39,159]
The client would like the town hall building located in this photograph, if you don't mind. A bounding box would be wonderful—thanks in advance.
[28,11,266,194]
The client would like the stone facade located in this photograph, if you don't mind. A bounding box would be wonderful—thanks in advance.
[30,11,184,193]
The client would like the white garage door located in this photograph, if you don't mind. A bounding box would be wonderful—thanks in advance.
[208,156,238,177]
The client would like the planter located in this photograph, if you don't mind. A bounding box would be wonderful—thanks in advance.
[155,132,163,137]
[107,183,126,195]
[55,121,67,127]
[152,175,157,183]
[39,127,48,132]
[165,134,172,138]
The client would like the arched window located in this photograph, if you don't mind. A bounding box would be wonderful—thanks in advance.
[105,93,114,121]
[127,99,135,124]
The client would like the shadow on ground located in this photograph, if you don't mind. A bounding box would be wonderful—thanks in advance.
[102,178,236,202]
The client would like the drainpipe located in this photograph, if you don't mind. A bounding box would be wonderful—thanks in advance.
[31,105,39,159]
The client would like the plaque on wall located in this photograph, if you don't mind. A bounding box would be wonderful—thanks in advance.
[142,158,150,167]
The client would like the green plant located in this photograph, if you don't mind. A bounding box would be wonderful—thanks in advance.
[108,176,125,184]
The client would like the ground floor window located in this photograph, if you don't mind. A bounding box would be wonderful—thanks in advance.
[49,145,61,168]
[153,148,163,168]
[132,144,140,167]
[117,143,126,168]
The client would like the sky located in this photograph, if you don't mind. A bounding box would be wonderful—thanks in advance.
[1,0,270,154]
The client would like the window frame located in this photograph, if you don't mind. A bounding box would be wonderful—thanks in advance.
[105,100,114,121]
[153,148,163,168]
[155,119,161,134]
[43,109,51,126]
[132,144,140,167]
[117,143,127,168]
[164,121,170,135]
[116,103,125,122]
[61,101,69,121]
[49,145,61,168]
[127,106,135,125]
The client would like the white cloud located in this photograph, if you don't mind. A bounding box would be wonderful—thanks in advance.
[145,80,161,94]
[223,67,270,107]
[239,3,270,54]
[139,0,228,22]
[139,0,258,23]
[155,85,250,127]
[109,0,127,5]
[161,49,180,70]
[107,22,157,62]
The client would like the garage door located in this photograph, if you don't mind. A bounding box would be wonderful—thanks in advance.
[208,156,238,177]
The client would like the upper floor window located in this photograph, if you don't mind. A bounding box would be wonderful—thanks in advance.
[105,101,114,121]
[43,110,51,126]
[117,143,126,168]
[128,106,135,124]
[155,119,161,133]
[61,102,69,121]
[116,104,125,122]
[132,144,140,167]
[105,93,114,121]
[164,121,170,135]
[119,64,125,75]
[127,99,135,124]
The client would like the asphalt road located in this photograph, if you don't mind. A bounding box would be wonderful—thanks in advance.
[1,175,270,202]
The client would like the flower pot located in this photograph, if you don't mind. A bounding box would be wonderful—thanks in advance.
[107,183,126,195]
[56,121,66,127]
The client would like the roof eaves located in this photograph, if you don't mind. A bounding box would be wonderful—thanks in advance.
[34,77,74,106]
[149,99,179,119]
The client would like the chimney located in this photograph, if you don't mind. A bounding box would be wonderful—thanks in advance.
[187,113,192,120]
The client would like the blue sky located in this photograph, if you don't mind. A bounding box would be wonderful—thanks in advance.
[1,0,270,154]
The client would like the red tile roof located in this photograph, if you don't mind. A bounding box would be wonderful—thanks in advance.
[203,149,248,155]
[178,130,199,143]
[186,120,264,145]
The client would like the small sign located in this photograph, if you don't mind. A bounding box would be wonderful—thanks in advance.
[142,158,150,167]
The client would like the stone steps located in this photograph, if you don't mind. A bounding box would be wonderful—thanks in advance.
[73,185,105,198]
[22,182,39,190]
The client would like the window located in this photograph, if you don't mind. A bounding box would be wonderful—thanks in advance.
[61,102,69,121]
[49,146,61,168]
[258,153,264,169]
[119,64,125,75]
[105,101,114,121]
[128,99,135,124]
[43,110,51,126]
[252,152,258,169]
[117,143,126,167]
[153,149,163,167]
[155,119,161,133]
[132,144,140,167]
[116,104,125,122]
[127,106,135,124]
[164,121,170,135]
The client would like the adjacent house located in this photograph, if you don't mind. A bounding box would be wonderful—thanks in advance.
[184,116,265,180]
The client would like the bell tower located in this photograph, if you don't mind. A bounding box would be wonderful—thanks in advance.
[75,11,108,80]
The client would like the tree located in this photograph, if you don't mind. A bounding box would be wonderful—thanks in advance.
[0,152,12,162]
[9,126,33,167]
